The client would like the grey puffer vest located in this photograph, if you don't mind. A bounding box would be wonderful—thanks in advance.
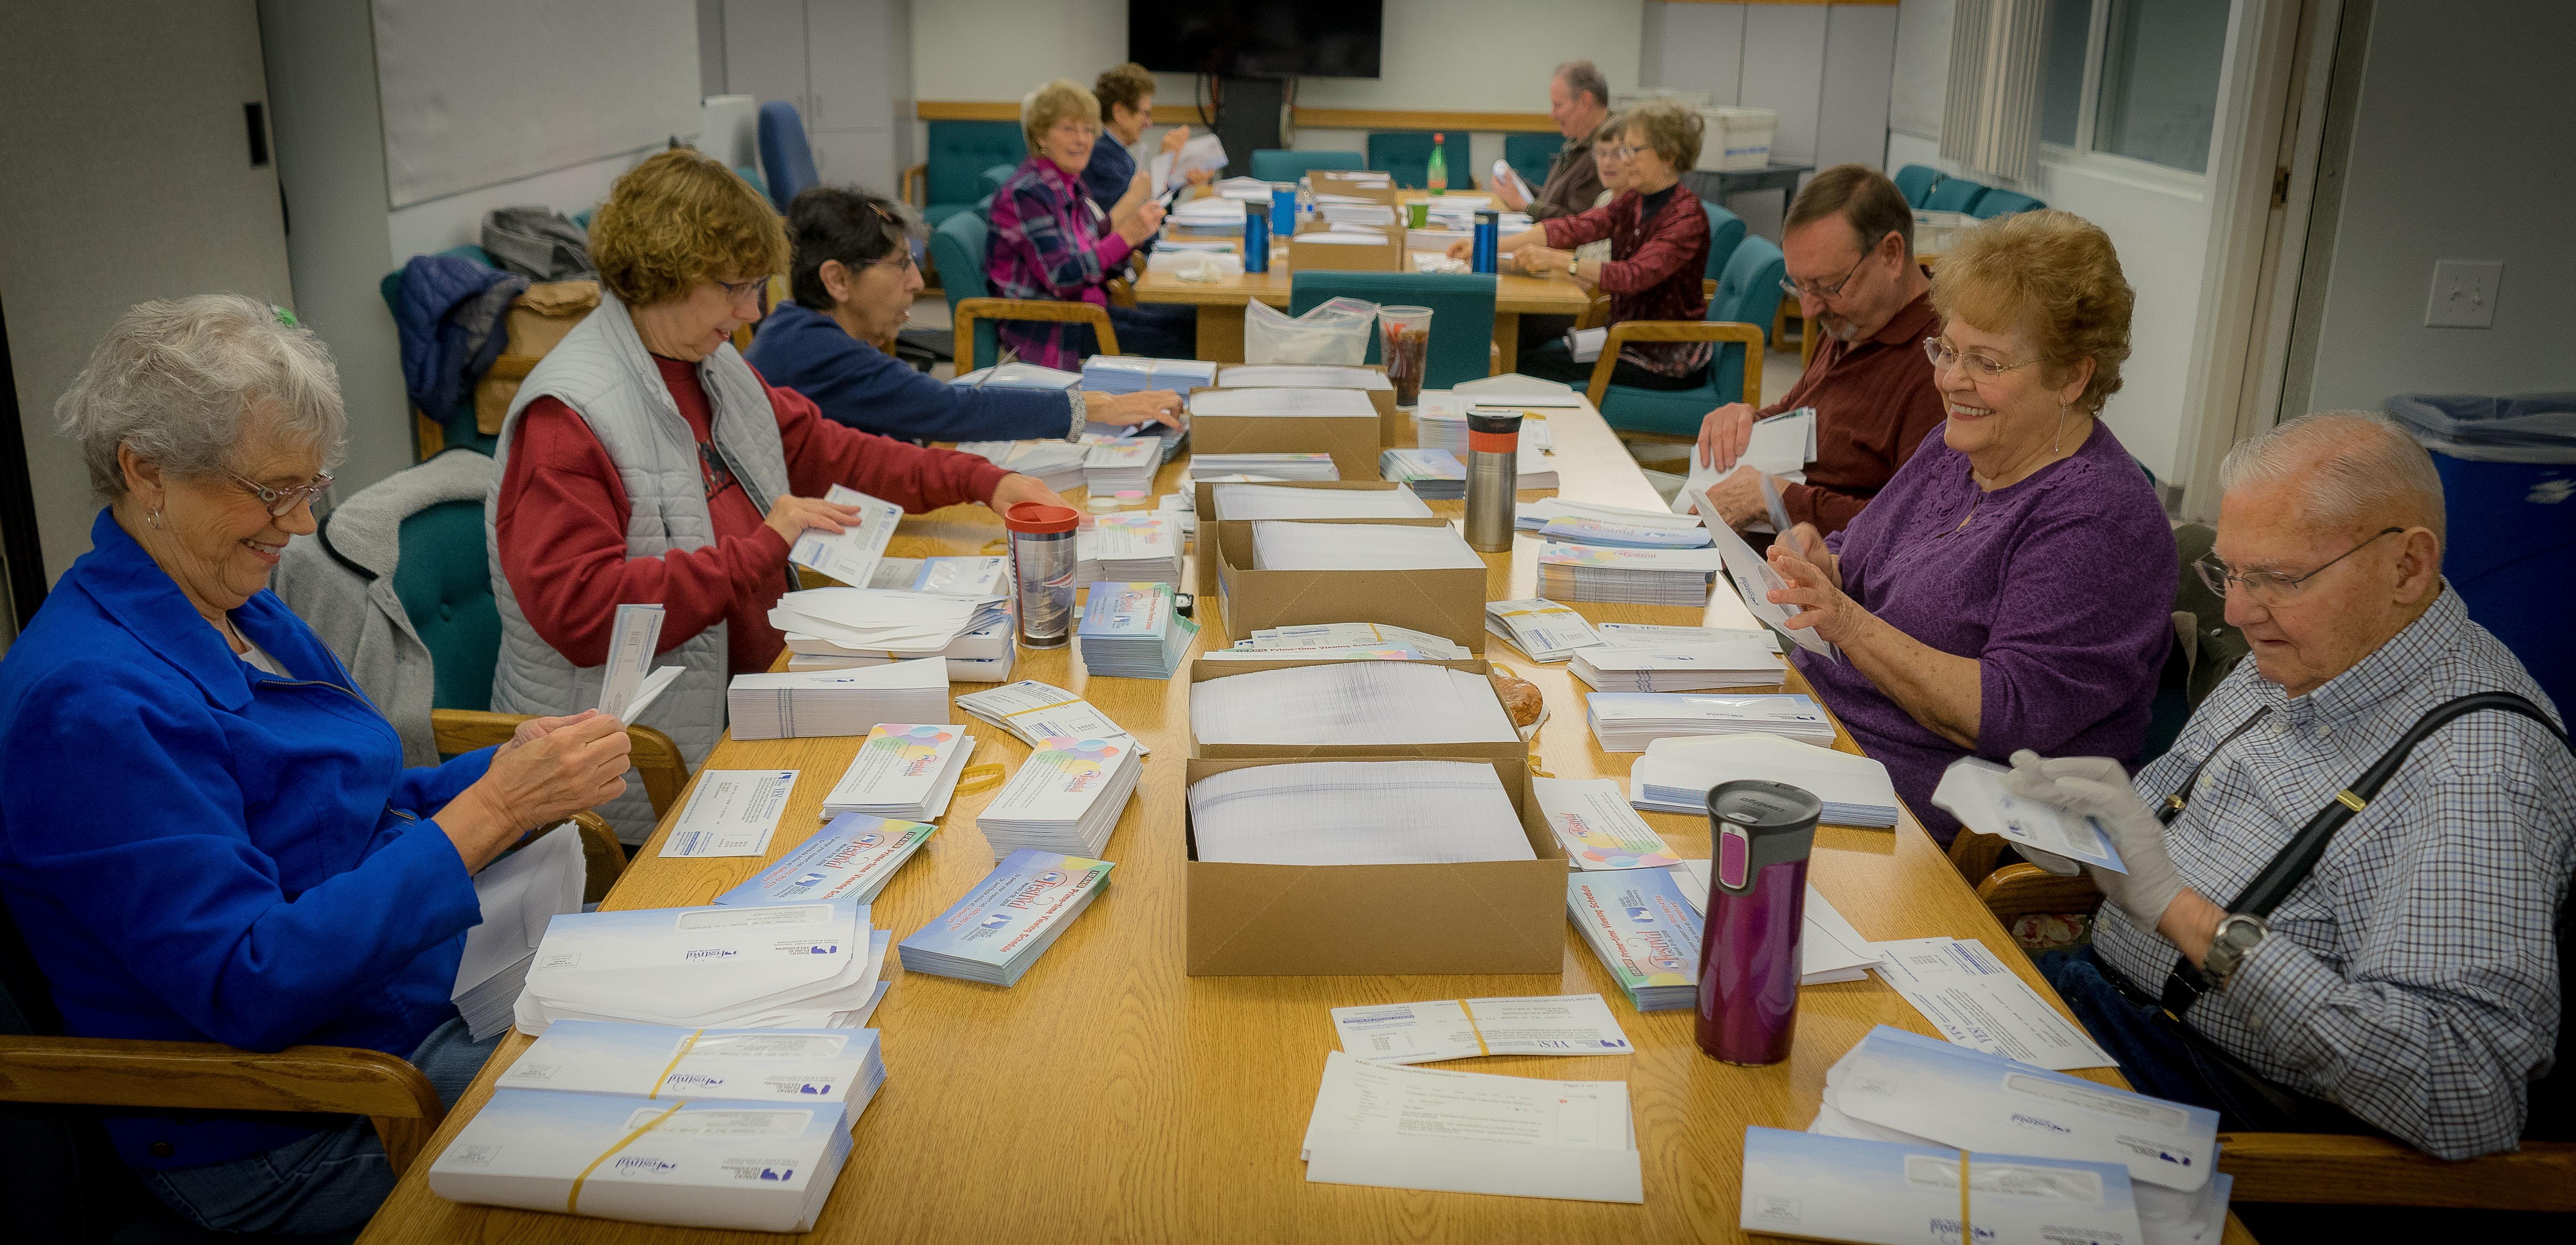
[485,291,792,840]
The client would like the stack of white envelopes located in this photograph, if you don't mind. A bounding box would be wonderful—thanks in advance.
[1632,734,1899,828]
[1484,598,1602,662]
[974,734,1144,859]
[1225,621,1470,659]
[1188,452,1339,482]
[1210,482,1431,520]
[821,722,975,821]
[1250,520,1484,570]
[1189,662,1516,749]
[513,898,891,1036]
[1302,1051,1642,1204]
[956,439,1087,492]
[1187,760,1535,865]
[897,849,1113,986]
[1082,437,1159,495]
[450,824,585,1041]
[1570,637,1785,692]
[727,657,950,741]
[1537,543,1722,606]
[1585,692,1836,752]
[1074,511,1183,585]
[1515,495,1694,533]
[770,586,1007,658]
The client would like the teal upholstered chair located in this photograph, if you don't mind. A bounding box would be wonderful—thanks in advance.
[1970,189,2045,218]
[1923,177,1988,214]
[905,121,1027,230]
[1250,149,1364,183]
[977,163,1015,202]
[1893,164,1943,207]
[393,500,502,714]
[931,209,1121,372]
[378,245,502,460]
[1288,272,1496,390]
[1701,200,1748,283]
[1585,235,1786,438]
[1503,133,1563,192]
[1365,131,1471,191]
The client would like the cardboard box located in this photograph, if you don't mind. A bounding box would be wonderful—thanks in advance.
[1210,518,1491,653]
[1314,172,1399,204]
[1184,753,1566,976]
[1185,657,1524,761]
[1189,480,1415,594]
[1213,363,1400,443]
[1288,231,1403,273]
[1186,389,1383,483]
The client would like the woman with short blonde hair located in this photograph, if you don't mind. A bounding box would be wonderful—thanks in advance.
[987,78,1195,366]
[492,148,1064,835]
[1752,209,2175,845]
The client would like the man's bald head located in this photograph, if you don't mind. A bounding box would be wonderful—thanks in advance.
[2219,411,2446,545]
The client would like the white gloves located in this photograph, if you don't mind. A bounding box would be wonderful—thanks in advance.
[2001,750,2186,929]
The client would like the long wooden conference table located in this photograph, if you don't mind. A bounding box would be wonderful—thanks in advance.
[1133,264,1591,372]
[358,399,2253,1243]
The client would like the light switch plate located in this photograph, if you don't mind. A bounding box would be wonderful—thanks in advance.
[2426,260,2502,328]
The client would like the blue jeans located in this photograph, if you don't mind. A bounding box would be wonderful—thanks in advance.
[140,1018,498,1236]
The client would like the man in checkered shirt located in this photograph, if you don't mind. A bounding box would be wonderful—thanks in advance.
[2008,412,2573,1160]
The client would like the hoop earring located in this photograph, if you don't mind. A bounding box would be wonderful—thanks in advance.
[2052,401,2069,454]
[147,507,163,530]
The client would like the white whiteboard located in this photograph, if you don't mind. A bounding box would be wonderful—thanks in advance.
[371,0,702,208]
[1889,0,1954,141]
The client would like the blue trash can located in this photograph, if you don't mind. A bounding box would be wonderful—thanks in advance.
[2386,393,2576,717]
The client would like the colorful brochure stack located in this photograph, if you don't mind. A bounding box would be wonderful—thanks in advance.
[1531,777,1677,869]
[974,734,1144,859]
[956,439,1087,493]
[1081,437,1160,495]
[1537,543,1722,606]
[513,898,890,1035]
[1538,514,1713,549]
[1584,691,1836,752]
[1377,447,1466,500]
[896,849,1114,986]
[428,1091,857,1232]
[1484,597,1603,661]
[1802,1025,2229,1242]
[1569,638,1786,692]
[1741,1127,2145,1245]
[1188,452,1339,482]
[821,723,975,821]
[1074,511,1183,586]
[718,814,937,907]
[956,680,1148,753]
[726,658,950,741]
[1077,581,1198,678]
[1632,734,1899,828]
[1565,869,1703,1010]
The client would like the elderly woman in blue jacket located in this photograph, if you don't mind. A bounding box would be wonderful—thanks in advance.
[0,295,631,1235]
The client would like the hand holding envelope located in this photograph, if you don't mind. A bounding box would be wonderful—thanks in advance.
[2001,750,2186,926]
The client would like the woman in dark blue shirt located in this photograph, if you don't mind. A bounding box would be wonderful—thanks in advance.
[0,295,632,1234]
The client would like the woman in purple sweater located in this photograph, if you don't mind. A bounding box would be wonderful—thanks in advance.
[1753,211,2176,843]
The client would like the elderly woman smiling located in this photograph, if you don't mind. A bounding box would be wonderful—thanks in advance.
[492,149,1065,836]
[0,295,630,1234]
[1751,211,2176,844]
[985,77,1196,367]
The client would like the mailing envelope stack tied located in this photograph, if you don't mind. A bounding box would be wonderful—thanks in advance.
[513,898,891,1036]
[491,1020,885,1112]
[1739,1126,2148,1245]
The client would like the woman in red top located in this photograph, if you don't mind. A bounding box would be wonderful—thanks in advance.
[1465,102,1713,392]
[493,150,1066,685]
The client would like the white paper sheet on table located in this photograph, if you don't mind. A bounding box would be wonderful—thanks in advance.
[1930,757,2129,873]
[1330,993,1635,1064]
[658,768,799,858]
[1871,935,2116,1070]
[786,485,904,587]
[1301,1050,1643,1204]
[1709,517,1839,661]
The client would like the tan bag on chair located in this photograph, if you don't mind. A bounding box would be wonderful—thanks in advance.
[474,280,600,434]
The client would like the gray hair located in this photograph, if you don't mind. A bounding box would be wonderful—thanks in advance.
[54,294,346,499]
[2218,410,2446,543]
[1554,59,1609,108]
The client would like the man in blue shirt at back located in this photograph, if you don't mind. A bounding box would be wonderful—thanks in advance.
[746,186,1182,444]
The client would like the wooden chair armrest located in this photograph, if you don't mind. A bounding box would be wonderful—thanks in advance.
[1586,320,1766,408]
[1576,292,1613,331]
[1948,826,2011,885]
[1973,862,2105,919]
[952,298,1120,372]
[564,810,628,904]
[899,163,927,208]
[429,709,691,820]
[1106,276,1137,308]
[0,1035,446,1175]
[2217,1134,2576,1210]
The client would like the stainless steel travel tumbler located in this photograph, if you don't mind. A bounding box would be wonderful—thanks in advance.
[1004,502,1080,649]
[1464,407,1522,552]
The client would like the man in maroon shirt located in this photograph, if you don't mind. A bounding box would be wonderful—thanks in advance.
[1692,164,1946,536]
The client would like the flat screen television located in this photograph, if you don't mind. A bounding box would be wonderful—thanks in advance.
[1127,1,1384,79]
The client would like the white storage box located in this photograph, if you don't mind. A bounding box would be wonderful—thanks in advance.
[1697,106,1778,171]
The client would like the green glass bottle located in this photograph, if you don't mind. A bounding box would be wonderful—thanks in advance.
[1425,134,1448,193]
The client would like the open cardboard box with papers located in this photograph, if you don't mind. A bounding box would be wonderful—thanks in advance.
[1185,390,1384,483]
[1183,753,1564,975]
[1184,657,1523,762]
[1189,481,1416,595]
[1210,517,1490,654]
[1213,363,1400,441]
[1312,171,1400,204]
[1285,230,1403,273]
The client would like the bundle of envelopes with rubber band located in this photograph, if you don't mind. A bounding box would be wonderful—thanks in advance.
[512,897,890,1035]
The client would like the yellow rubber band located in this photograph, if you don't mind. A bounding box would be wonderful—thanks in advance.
[999,697,1083,718]
[955,763,1007,795]
[1958,1149,1973,1245]
[1458,999,1492,1058]
[1527,753,1555,778]
[567,1101,687,1216]
[2335,789,2368,812]
[647,1029,705,1099]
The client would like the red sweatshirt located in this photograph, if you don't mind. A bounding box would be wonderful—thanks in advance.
[495,355,1009,675]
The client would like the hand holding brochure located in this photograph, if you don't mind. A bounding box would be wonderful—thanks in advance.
[1931,757,2127,872]
[1710,515,1839,661]
[787,484,904,587]
[1330,994,1635,1064]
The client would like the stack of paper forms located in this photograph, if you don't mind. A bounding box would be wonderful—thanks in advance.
[1301,1051,1642,1203]
[1378,447,1466,500]
[1250,520,1483,570]
[1569,637,1785,692]
[1076,581,1197,678]
[1211,482,1431,520]
[1074,511,1183,586]
[1585,691,1835,752]
[1082,437,1159,495]
[450,824,585,1041]
[1537,543,1721,606]
[1188,760,1535,865]
[770,587,1007,658]
[1484,597,1602,662]
[727,658,949,741]
[1189,452,1339,482]
[1189,662,1515,747]
[975,734,1143,859]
